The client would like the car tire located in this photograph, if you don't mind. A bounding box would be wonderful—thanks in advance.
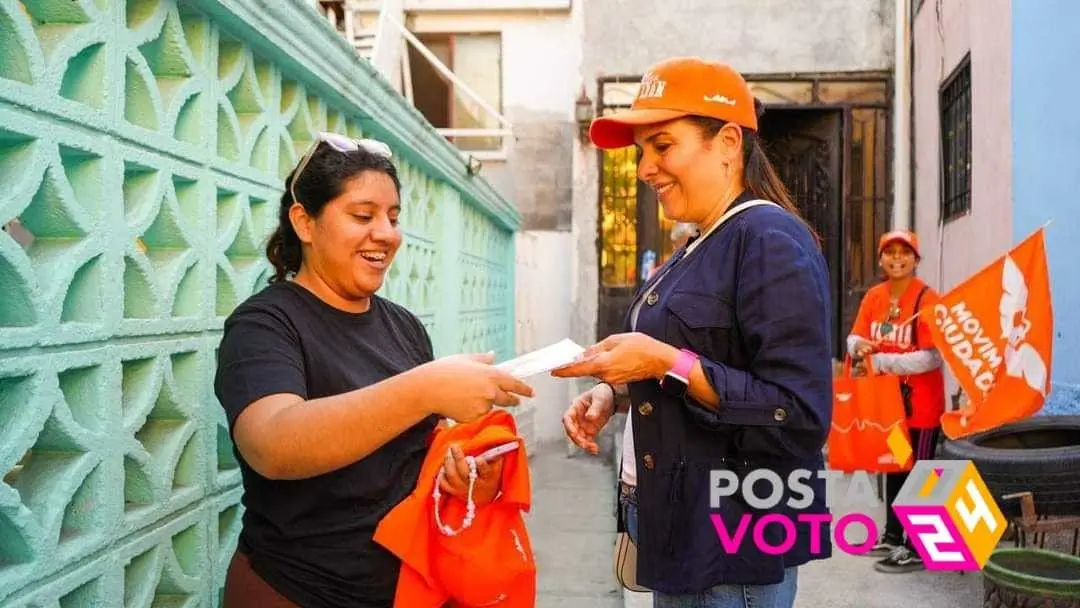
[983,548,1080,606]
[939,415,1080,517]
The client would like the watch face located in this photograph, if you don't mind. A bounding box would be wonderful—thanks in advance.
[660,373,688,398]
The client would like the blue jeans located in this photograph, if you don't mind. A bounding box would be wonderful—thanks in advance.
[620,486,639,544]
[652,568,798,608]
[619,488,799,608]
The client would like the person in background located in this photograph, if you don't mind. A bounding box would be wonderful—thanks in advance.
[555,56,833,608]
[847,229,946,574]
[670,222,699,251]
[214,133,533,607]
[647,223,698,280]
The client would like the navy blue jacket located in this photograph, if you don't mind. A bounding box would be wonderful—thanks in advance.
[623,193,834,593]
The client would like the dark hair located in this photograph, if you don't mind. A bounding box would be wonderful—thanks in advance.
[266,143,401,283]
[687,101,822,246]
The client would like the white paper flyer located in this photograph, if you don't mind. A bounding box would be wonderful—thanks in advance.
[495,338,586,379]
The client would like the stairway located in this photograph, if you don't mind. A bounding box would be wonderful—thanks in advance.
[313,0,381,60]
[345,0,382,59]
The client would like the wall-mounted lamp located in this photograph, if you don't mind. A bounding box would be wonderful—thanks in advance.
[466,155,483,176]
[574,87,595,141]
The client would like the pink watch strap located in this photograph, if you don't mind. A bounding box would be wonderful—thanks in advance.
[669,348,698,381]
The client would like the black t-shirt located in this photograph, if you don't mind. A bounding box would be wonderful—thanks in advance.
[214,281,439,608]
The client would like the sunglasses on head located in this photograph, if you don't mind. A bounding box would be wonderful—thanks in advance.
[289,132,393,204]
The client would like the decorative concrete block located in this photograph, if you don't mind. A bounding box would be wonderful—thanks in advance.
[0,0,519,604]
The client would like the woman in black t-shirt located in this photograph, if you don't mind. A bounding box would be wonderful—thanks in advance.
[214,134,534,608]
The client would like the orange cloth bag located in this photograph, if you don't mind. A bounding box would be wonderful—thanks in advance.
[374,409,536,608]
[827,358,914,473]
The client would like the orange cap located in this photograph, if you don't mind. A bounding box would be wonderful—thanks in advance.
[589,57,758,150]
[878,230,921,258]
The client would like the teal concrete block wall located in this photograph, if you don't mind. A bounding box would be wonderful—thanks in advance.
[0,0,520,605]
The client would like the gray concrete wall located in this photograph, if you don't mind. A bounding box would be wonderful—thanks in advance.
[571,0,897,346]
[506,111,576,230]
[583,0,895,77]
[482,108,576,232]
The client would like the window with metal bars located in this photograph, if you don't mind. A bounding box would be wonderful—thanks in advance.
[940,56,972,221]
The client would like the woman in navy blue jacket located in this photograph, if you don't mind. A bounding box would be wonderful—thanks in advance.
[554,57,834,608]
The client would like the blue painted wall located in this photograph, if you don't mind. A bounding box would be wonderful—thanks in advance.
[1013,0,1080,415]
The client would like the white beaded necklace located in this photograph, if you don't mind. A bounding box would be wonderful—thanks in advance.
[432,455,479,536]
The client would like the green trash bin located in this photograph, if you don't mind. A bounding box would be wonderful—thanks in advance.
[983,547,1080,607]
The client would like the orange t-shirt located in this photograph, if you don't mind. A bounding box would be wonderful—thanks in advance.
[850,278,946,429]
[373,410,536,607]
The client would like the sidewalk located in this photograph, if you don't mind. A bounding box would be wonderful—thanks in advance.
[526,442,623,608]
[625,557,983,608]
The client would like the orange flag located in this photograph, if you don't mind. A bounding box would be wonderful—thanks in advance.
[919,228,1054,439]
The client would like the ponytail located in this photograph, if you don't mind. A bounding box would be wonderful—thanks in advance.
[266,177,302,283]
[741,131,821,247]
[688,108,823,248]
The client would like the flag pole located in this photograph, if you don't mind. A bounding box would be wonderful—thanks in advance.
[877,310,923,343]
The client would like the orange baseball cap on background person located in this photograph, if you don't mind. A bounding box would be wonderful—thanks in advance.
[589,56,759,150]
[878,229,921,258]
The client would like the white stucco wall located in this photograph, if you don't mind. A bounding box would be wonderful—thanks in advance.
[911,0,1012,296]
[408,9,577,207]
[514,231,574,448]
[407,11,578,117]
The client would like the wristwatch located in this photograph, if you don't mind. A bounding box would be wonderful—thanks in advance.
[660,348,698,397]
[598,381,630,410]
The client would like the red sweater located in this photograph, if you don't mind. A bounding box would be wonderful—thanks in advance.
[850,278,946,429]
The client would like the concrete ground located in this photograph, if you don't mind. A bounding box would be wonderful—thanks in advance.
[524,412,989,608]
[526,442,624,608]
[625,557,983,608]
